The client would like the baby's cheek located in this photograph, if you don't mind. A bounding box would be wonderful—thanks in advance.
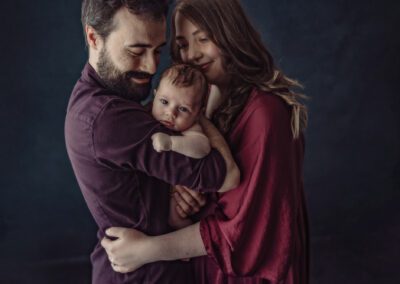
[152,106,161,119]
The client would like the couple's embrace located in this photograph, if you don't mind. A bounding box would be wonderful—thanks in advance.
[65,0,309,283]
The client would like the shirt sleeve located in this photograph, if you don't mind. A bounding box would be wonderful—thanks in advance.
[92,98,226,192]
[200,96,302,281]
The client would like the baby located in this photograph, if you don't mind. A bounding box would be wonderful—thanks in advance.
[151,64,211,159]
[151,64,216,229]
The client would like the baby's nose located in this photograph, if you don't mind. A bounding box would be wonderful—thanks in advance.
[167,108,178,118]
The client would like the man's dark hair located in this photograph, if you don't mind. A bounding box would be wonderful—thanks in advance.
[81,0,169,44]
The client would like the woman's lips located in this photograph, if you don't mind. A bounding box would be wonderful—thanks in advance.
[199,62,212,71]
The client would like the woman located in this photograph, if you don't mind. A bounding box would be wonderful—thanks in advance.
[102,0,309,283]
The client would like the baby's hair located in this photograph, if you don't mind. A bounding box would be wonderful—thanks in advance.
[159,64,208,105]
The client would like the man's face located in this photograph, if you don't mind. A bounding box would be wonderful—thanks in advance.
[96,8,166,101]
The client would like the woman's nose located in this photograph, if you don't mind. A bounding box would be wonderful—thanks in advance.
[187,46,202,63]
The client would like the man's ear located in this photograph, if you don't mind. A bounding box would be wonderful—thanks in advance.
[85,25,101,50]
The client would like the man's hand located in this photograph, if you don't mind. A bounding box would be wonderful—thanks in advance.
[173,185,207,218]
[151,132,172,152]
[101,227,151,273]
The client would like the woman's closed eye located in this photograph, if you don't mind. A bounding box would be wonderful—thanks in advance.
[199,37,209,43]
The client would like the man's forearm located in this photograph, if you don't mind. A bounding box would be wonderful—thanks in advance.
[146,222,206,261]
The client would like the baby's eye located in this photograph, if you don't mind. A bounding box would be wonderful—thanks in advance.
[160,99,168,105]
[178,106,188,113]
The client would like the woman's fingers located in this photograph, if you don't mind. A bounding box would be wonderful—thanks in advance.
[181,186,207,207]
[174,185,206,209]
[176,203,188,219]
[174,191,193,217]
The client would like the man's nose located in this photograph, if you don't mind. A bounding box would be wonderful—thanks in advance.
[141,53,158,75]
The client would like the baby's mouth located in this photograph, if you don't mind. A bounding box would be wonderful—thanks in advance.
[160,120,174,128]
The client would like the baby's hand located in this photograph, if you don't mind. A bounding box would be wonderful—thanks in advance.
[151,132,172,152]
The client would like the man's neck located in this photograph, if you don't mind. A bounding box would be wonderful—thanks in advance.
[88,56,99,74]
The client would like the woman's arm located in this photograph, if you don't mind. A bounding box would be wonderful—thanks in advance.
[199,115,240,192]
[101,223,205,273]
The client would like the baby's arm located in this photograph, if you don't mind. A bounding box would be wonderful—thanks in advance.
[152,124,211,159]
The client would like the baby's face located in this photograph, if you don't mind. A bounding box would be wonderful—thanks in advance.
[152,78,203,131]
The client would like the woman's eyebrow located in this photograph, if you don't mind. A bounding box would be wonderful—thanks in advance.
[175,29,202,39]
[192,30,201,36]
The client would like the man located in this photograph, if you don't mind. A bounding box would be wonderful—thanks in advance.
[65,1,239,283]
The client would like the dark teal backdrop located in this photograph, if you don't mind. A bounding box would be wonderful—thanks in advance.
[1,0,399,283]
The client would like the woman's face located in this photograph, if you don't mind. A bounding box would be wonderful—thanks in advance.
[174,12,229,86]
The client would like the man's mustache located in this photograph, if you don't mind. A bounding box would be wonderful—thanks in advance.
[125,71,153,81]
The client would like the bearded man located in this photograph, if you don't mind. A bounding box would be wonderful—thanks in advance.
[65,1,238,283]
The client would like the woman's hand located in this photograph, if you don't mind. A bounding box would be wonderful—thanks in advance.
[101,227,153,273]
[173,185,207,218]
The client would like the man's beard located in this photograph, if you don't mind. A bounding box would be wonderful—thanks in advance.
[97,46,152,101]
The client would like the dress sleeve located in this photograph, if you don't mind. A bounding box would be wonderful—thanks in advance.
[92,99,226,192]
[200,96,300,281]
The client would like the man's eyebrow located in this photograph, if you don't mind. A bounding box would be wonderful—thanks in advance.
[126,42,167,49]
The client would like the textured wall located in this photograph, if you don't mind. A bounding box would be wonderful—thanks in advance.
[0,0,399,283]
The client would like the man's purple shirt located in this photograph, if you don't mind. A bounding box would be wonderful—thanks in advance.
[65,63,226,284]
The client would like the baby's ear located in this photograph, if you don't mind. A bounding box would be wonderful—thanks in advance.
[153,88,157,96]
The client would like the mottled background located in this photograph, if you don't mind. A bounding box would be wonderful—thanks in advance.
[1,0,399,283]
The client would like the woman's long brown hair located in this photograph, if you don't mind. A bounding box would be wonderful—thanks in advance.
[171,0,308,138]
